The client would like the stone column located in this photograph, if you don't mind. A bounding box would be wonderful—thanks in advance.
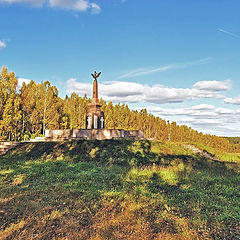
[94,115,98,129]
[100,116,104,129]
[87,115,92,129]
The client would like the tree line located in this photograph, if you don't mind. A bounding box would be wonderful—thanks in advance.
[0,66,239,152]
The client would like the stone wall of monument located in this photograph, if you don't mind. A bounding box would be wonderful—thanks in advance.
[45,129,144,141]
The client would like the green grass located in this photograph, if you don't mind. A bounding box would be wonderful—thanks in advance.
[0,140,240,239]
[196,143,240,163]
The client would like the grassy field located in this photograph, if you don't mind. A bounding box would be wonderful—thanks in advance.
[195,143,240,163]
[0,140,240,240]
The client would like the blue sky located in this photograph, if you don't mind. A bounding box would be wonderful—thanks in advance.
[0,0,240,136]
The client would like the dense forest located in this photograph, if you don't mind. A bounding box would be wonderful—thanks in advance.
[0,66,239,152]
[226,137,240,144]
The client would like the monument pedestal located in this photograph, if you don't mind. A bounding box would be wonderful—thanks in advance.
[86,102,104,129]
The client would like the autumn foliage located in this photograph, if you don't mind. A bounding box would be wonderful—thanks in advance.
[0,66,239,153]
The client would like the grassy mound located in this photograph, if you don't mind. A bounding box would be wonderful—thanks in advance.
[0,140,240,239]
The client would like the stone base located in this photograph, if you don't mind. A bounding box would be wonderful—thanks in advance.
[0,141,20,155]
[45,129,144,141]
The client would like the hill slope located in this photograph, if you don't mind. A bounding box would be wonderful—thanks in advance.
[0,140,240,240]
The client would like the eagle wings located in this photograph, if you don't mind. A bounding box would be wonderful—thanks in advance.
[91,71,101,80]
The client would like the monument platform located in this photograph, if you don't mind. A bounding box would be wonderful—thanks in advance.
[44,71,144,141]
[45,129,144,141]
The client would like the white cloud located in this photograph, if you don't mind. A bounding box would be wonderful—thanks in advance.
[148,105,238,118]
[0,40,6,49]
[224,97,240,105]
[147,106,191,116]
[144,86,193,103]
[67,78,92,95]
[191,104,215,110]
[147,105,220,118]
[67,78,231,104]
[179,117,240,136]
[17,78,32,89]
[101,81,144,97]
[193,79,231,91]
[147,105,240,136]
[215,107,235,115]
[0,0,101,12]
[191,80,231,99]
[0,0,45,6]
[119,58,211,79]
[178,118,220,126]
[191,89,223,99]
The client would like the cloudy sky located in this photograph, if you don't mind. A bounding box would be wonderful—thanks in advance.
[0,0,240,136]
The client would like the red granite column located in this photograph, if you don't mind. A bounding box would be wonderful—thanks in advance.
[86,71,104,129]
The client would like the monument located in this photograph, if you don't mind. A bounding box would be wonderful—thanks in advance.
[44,71,144,141]
[86,71,104,129]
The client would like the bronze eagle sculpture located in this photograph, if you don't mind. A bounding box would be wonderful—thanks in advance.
[91,71,101,81]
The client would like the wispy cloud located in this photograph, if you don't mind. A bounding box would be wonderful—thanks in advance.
[90,3,101,14]
[218,28,240,39]
[118,58,211,79]
[0,40,6,49]
[0,0,101,13]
